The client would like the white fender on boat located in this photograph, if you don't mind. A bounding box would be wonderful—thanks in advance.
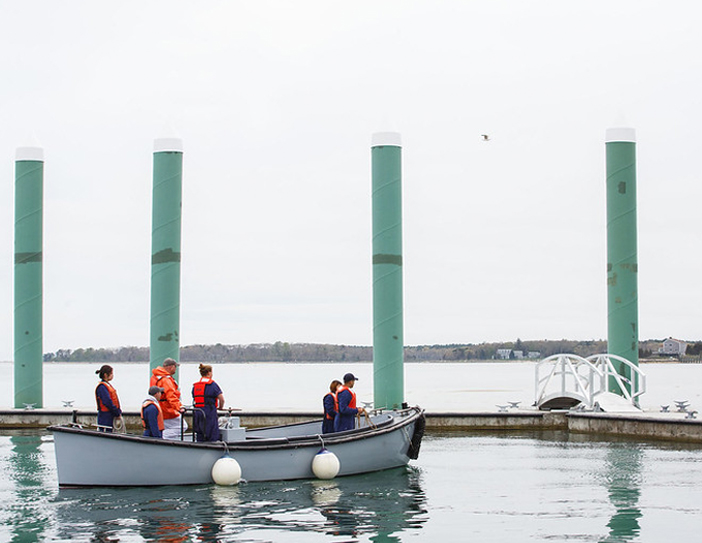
[211,456,241,486]
[312,449,340,480]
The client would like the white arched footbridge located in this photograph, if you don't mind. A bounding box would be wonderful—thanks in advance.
[535,354,646,411]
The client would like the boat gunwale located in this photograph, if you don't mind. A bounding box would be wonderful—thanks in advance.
[48,406,424,451]
[245,411,396,433]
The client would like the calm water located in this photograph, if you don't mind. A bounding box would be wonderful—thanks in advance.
[2,362,702,541]
[1,429,702,542]
[1,361,700,412]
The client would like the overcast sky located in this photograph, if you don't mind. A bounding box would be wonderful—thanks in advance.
[1,1,701,360]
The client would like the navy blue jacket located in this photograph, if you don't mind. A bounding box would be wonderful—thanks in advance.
[334,388,358,432]
[96,382,122,431]
[322,392,337,434]
[142,402,163,438]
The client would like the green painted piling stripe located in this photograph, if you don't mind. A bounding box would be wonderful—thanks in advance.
[373,254,403,266]
[15,252,42,264]
[151,249,181,264]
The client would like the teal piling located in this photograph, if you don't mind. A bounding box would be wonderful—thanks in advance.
[371,132,404,410]
[605,127,639,395]
[14,145,44,408]
[150,138,183,372]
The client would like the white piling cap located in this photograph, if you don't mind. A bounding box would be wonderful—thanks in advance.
[15,147,44,162]
[154,138,184,153]
[605,128,636,143]
[371,132,402,148]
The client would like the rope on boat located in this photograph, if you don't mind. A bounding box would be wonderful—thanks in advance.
[355,410,378,430]
[113,416,126,434]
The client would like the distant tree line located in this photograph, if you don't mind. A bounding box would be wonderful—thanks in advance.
[42,338,688,363]
[45,346,149,363]
[43,342,373,363]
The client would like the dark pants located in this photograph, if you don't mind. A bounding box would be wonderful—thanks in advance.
[194,406,221,442]
[97,412,114,432]
[334,414,355,432]
[322,418,335,434]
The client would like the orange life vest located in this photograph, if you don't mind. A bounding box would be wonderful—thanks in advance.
[95,381,120,412]
[141,399,165,431]
[193,378,214,408]
[324,392,337,420]
[334,385,356,411]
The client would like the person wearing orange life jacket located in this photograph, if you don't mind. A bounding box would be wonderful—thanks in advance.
[322,379,342,434]
[142,386,165,438]
[150,358,188,440]
[95,364,122,432]
[192,364,225,442]
[334,373,366,432]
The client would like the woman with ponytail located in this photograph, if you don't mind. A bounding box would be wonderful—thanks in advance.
[95,364,122,432]
[192,364,225,442]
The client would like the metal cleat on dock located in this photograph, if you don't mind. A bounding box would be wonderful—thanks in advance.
[496,405,509,413]
[23,403,36,410]
[660,405,670,412]
[685,410,698,419]
[508,401,521,409]
[62,400,75,407]
[675,400,690,412]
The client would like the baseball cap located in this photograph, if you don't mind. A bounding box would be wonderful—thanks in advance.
[343,373,358,382]
[149,385,164,395]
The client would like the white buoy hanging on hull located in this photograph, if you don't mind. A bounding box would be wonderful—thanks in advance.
[312,449,340,480]
[211,455,241,486]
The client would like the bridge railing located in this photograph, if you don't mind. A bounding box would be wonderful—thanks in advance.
[535,353,646,410]
[586,354,647,406]
[535,354,602,409]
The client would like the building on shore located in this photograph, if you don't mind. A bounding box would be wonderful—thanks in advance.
[658,337,687,356]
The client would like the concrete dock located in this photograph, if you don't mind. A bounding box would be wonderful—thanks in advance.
[2,409,702,443]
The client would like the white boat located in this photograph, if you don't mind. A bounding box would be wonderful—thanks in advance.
[49,406,425,487]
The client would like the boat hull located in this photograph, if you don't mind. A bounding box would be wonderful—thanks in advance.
[50,407,424,486]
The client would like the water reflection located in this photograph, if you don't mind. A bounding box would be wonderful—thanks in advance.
[53,466,427,542]
[601,444,643,542]
[6,434,53,543]
[310,469,427,542]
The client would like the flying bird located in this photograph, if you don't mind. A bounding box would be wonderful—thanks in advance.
[481,134,490,141]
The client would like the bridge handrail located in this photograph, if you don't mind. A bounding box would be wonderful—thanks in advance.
[586,354,647,403]
[535,354,603,408]
[535,353,646,409]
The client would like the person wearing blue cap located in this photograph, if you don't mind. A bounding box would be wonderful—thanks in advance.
[334,373,366,432]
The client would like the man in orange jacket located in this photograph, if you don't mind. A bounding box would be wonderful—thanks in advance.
[150,358,187,439]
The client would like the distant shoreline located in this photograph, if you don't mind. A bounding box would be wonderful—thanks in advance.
[32,340,620,364]
[9,338,701,365]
